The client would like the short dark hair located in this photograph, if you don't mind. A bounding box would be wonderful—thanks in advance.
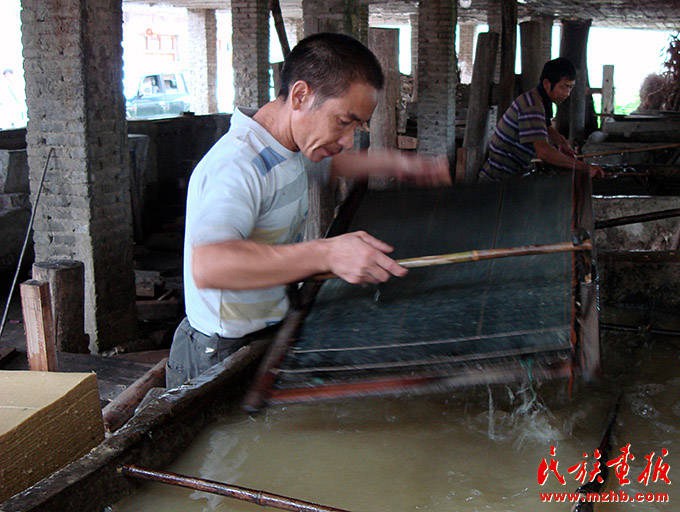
[278,32,384,103]
[540,57,576,86]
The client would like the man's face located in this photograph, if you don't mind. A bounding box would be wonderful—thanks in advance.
[291,82,378,162]
[544,77,575,104]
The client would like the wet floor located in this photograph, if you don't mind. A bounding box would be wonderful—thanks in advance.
[113,308,678,512]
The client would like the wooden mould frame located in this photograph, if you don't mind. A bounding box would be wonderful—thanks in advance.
[243,173,600,412]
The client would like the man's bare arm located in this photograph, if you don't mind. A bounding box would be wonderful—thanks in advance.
[192,231,408,290]
[533,139,602,177]
[331,150,451,186]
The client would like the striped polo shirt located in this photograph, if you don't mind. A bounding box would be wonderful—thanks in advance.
[183,108,328,338]
[479,85,552,181]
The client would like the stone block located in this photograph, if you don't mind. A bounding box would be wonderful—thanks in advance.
[0,149,29,193]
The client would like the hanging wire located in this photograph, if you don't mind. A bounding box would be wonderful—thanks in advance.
[0,147,55,341]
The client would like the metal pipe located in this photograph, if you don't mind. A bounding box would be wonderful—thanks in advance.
[120,465,353,512]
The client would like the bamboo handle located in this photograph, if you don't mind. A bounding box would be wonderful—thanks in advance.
[313,240,592,281]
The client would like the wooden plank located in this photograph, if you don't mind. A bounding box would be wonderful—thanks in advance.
[32,260,88,353]
[20,280,58,371]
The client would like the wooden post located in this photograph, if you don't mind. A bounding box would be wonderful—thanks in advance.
[20,280,58,371]
[32,260,89,353]
[497,0,518,117]
[463,32,499,182]
[601,65,615,122]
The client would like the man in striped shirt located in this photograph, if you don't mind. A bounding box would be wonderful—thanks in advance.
[166,33,451,388]
[479,57,602,181]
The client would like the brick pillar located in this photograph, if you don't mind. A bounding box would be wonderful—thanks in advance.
[302,0,367,38]
[416,0,457,156]
[188,9,218,115]
[21,0,136,352]
[232,0,270,109]
[458,23,476,84]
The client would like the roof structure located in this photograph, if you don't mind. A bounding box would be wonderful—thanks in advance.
[123,0,680,30]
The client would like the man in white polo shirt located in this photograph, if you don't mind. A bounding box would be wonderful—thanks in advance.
[167,32,450,388]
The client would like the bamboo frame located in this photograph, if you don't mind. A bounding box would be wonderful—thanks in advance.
[244,173,599,411]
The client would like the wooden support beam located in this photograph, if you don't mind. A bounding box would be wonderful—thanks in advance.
[32,260,88,353]
[520,20,544,92]
[102,357,168,433]
[20,280,58,371]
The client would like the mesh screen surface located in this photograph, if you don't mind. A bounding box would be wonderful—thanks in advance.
[276,175,576,389]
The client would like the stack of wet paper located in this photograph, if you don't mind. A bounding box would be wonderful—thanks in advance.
[0,371,104,502]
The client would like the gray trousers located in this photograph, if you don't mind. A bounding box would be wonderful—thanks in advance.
[166,317,276,389]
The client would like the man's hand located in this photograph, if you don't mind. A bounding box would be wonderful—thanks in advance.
[392,154,452,187]
[558,140,577,158]
[323,231,408,284]
[587,164,605,178]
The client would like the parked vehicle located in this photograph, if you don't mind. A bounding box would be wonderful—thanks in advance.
[126,72,192,119]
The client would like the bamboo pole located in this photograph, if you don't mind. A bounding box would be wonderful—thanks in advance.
[578,142,680,159]
[120,465,353,512]
[313,240,591,281]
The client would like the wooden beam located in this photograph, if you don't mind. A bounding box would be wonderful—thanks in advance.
[102,357,168,433]
[520,20,543,92]
[20,280,58,371]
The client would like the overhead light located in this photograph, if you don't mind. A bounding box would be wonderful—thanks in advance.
[459,0,472,8]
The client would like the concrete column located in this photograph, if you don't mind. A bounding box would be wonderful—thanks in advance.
[301,0,369,239]
[187,9,218,115]
[368,28,399,151]
[520,16,553,93]
[557,19,591,143]
[21,0,136,352]
[410,13,418,101]
[487,0,502,82]
[416,0,457,156]
[458,23,476,84]
[232,0,270,109]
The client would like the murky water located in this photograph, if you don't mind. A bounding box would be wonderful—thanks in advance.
[114,311,678,511]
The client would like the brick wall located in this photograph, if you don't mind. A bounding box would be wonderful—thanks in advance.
[21,0,136,352]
